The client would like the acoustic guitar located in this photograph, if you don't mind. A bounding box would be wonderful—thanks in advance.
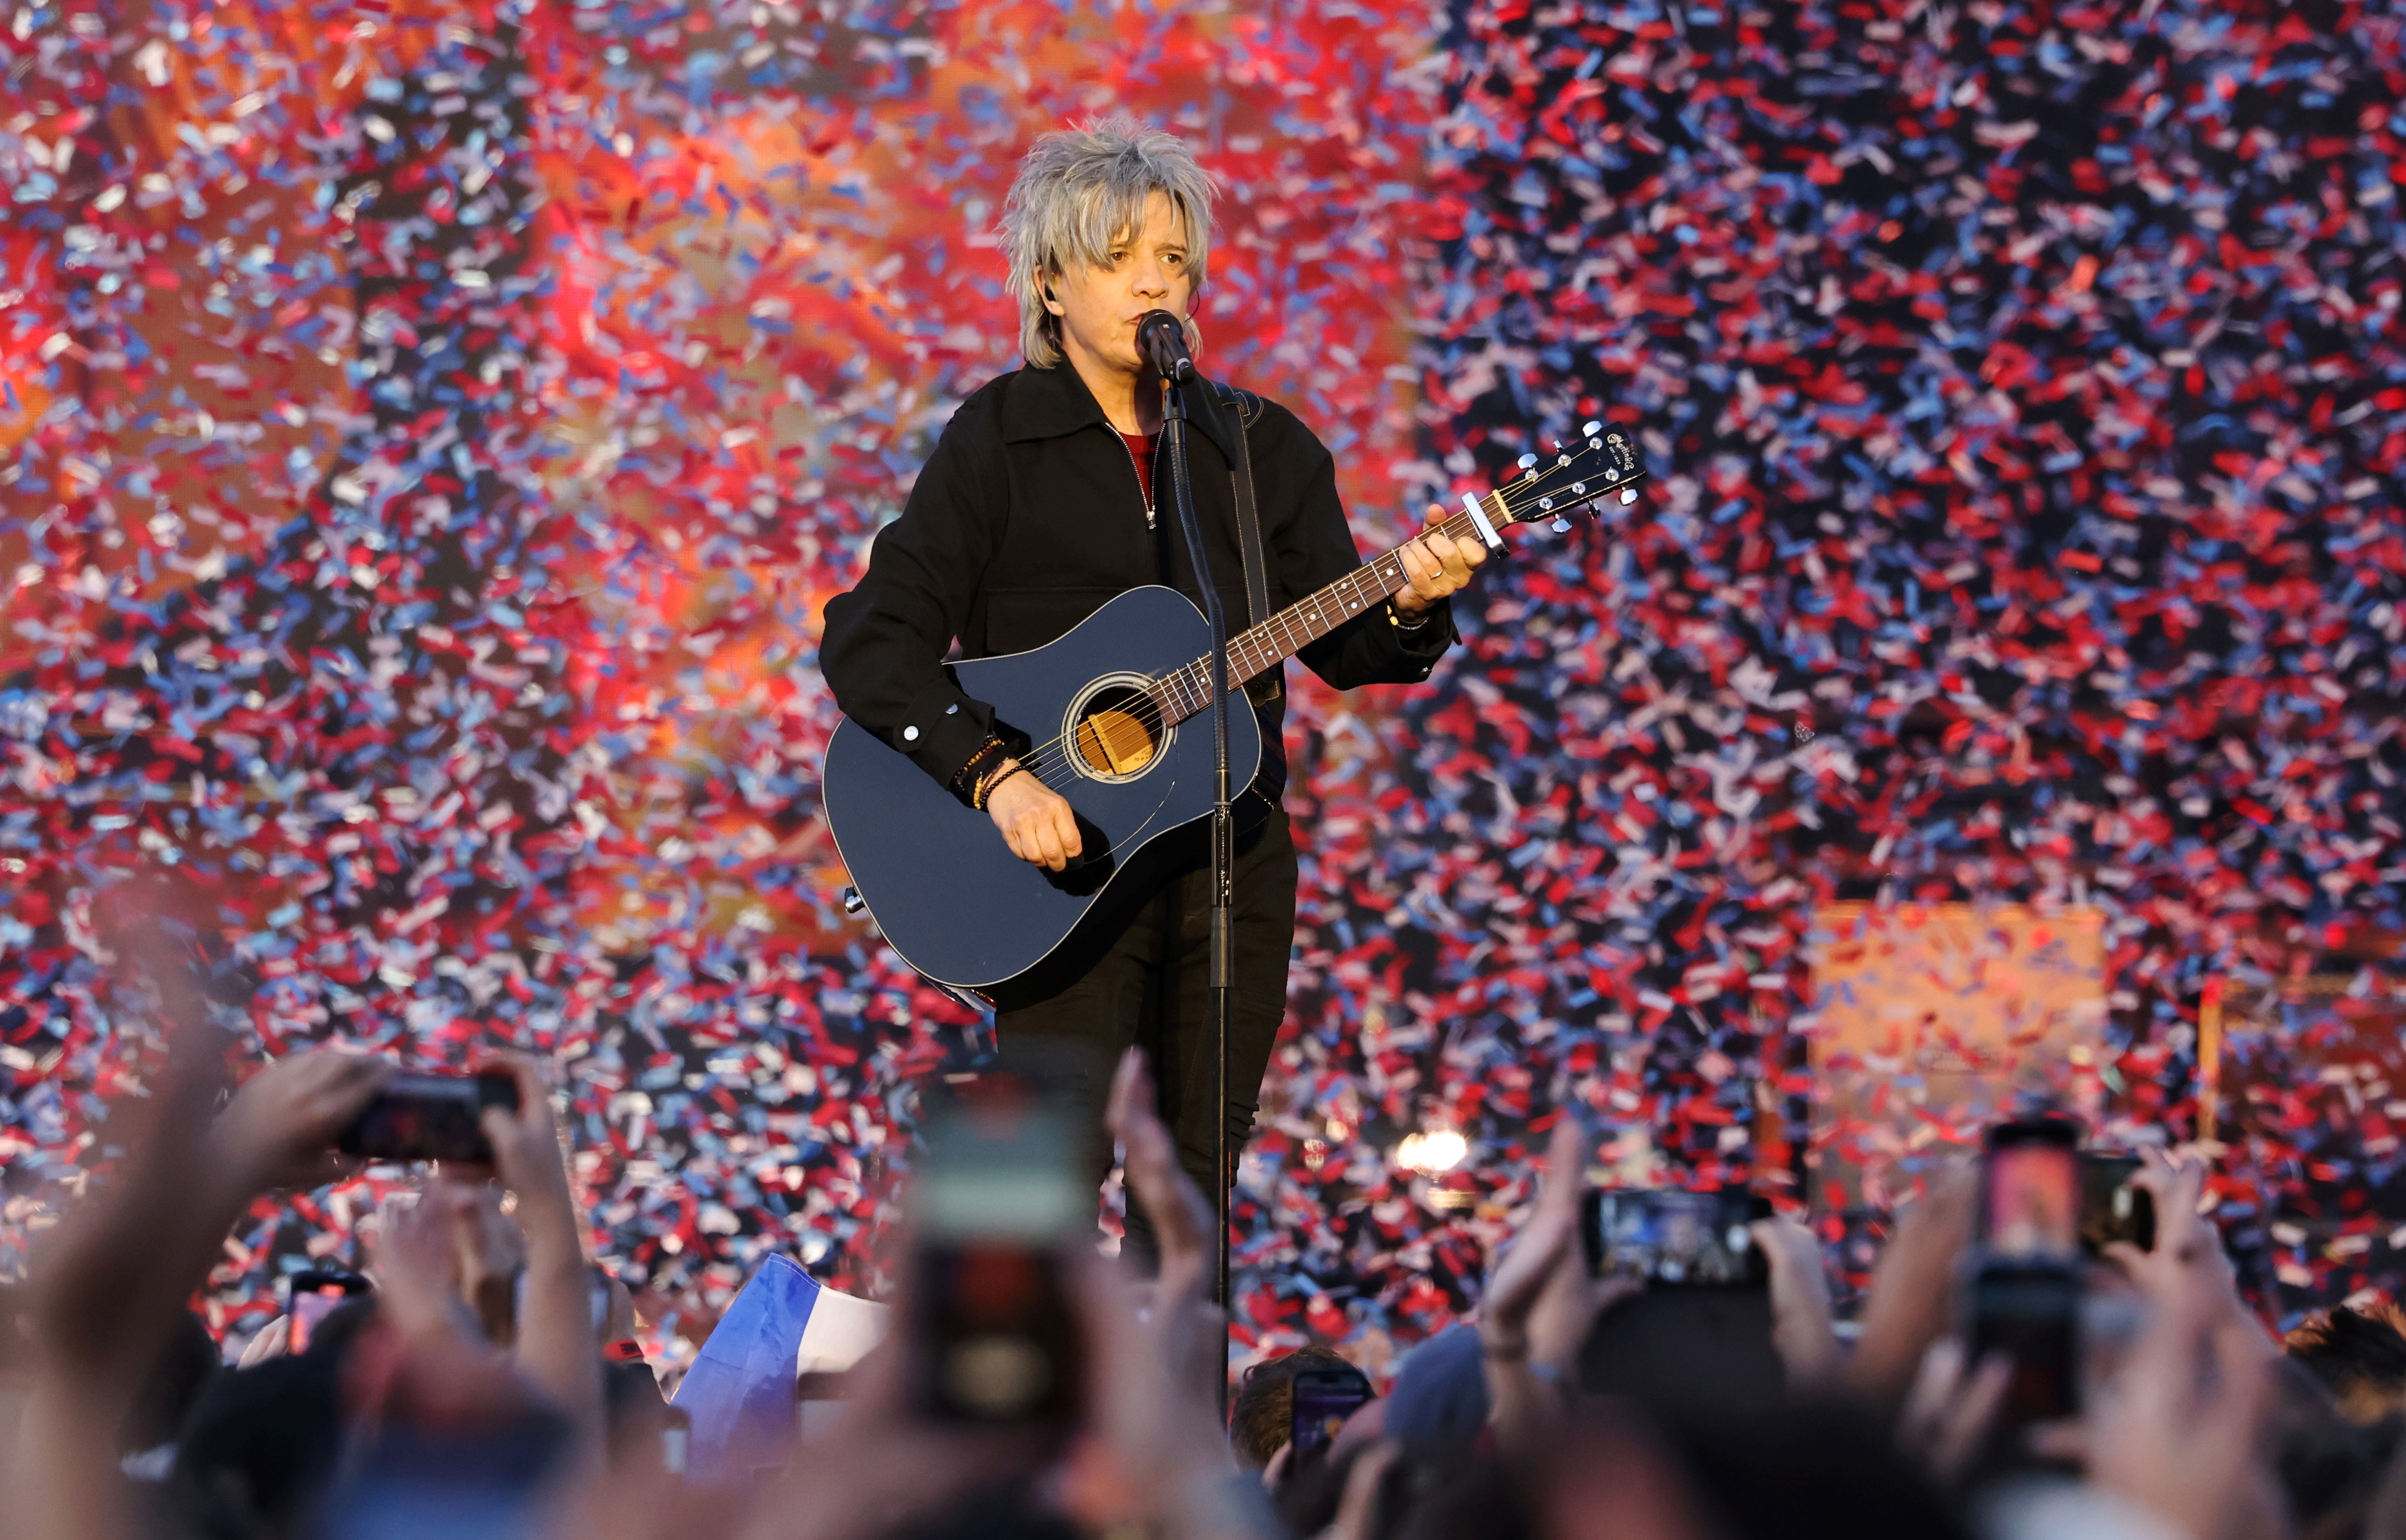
[823,422,1650,1008]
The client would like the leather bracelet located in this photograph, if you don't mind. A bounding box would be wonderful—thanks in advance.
[976,762,1027,810]
[950,736,1008,803]
[970,758,1007,809]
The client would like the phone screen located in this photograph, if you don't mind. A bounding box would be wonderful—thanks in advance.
[337,1071,520,1165]
[286,1270,369,1354]
[908,1095,1086,1428]
[1981,1123,2080,1258]
[1582,1191,1770,1287]
[1289,1369,1372,1466]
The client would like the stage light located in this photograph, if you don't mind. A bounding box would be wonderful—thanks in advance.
[1397,1128,1468,1176]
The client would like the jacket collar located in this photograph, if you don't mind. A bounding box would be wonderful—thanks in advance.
[1001,361,1241,466]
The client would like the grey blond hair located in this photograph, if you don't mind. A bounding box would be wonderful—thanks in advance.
[999,115,1214,369]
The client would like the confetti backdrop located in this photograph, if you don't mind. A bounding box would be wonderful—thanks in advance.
[4,0,2405,1368]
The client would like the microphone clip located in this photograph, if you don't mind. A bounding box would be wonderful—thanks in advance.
[1136,309,1196,384]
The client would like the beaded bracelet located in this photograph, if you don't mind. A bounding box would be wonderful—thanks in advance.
[974,761,1027,810]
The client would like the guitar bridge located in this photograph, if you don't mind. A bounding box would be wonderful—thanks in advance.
[1067,678,1167,780]
[1076,707,1156,774]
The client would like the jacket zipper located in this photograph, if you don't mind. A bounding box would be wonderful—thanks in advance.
[1117,430,1154,530]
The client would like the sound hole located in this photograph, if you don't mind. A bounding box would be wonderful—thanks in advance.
[1072,686,1161,777]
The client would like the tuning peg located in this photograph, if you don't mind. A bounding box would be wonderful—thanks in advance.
[1551,517,1572,532]
[1582,419,1602,437]
[1517,453,1539,470]
[1618,488,1638,505]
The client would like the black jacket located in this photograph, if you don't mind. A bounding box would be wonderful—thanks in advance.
[819,362,1456,801]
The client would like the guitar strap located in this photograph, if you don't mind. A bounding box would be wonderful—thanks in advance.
[1216,382,1282,707]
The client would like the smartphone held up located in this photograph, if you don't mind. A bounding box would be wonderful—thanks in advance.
[1575,1187,1783,1411]
[336,1070,522,1165]
[1580,1189,1772,1287]
[285,1268,372,1353]
[1967,1117,2161,1432]
[905,1082,1087,1430]
[1288,1365,1374,1469]
[1969,1119,2085,1427]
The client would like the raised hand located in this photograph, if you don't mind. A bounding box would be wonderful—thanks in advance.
[1897,1338,2011,1486]
[1479,1111,1635,1453]
[476,1054,603,1440]
[1478,1112,1585,1363]
[236,1313,293,1368]
[208,1047,388,1194]
[1082,1048,1279,1537]
[2065,1243,2277,1540]
[1104,1047,1216,1311]
[477,1056,578,1249]
[1848,1164,1979,1410]
[1752,1211,1842,1389]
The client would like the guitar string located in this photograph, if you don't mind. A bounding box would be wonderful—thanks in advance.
[999,464,1632,793]
[1004,460,1629,791]
[999,490,1507,789]
[996,459,1638,794]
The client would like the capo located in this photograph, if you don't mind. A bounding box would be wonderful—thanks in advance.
[1461,492,1502,550]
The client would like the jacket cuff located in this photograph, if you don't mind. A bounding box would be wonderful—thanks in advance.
[890,677,998,787]
[1387,598,1459,674]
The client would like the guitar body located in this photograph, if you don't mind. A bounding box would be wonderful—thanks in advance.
[822,585,1263,1009]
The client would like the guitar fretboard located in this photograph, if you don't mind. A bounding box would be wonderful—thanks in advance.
[1143,493,1510,726]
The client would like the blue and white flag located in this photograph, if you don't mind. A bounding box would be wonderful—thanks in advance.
[670,1254,886,1482]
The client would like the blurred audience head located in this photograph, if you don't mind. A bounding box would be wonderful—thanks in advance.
[1228,1342,1354,1467]
[170,1348,351,1539]
[2286,1300,2406,1425]
[120,1307,220,1459]
[1384,1323,1489,1454]
[0,1021,2369,1540]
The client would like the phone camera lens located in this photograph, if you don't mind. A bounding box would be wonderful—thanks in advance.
[944,1335,1051,1417]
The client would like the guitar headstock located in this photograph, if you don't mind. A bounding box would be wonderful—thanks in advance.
[1483,420,1649,533]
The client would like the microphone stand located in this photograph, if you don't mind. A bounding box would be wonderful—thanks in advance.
[1155,368,1235,1419]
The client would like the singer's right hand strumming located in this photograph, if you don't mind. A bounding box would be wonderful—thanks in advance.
[988,762,1083,870]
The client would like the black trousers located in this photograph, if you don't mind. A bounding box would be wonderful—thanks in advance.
[994,802,1297,1271]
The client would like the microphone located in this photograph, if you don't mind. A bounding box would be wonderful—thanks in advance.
[1136,310,1195,383]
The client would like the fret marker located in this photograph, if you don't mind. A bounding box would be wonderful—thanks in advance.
[1461,492,1502,549]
